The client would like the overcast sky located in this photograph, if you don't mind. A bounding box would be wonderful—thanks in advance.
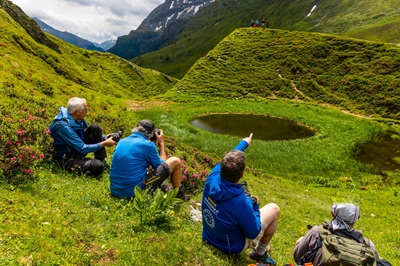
[11,0,165,43]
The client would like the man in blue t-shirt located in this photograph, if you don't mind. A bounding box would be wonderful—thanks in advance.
[109,120,183,198]
[202,133,280,265]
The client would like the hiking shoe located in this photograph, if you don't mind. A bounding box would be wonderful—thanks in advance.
[161,183,173,192]
[249,249,276,265]
[176,184,190,201]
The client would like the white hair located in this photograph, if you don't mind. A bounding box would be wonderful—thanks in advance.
[67,97,86,114]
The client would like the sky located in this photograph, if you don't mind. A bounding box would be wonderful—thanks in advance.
[11,0,165,43]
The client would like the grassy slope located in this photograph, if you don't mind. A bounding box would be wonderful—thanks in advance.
[1,6,400,266]
[132,0,400,79]
[0,8,177,133]
[166,28,400,120]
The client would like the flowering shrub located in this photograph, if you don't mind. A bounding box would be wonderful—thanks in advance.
[165,137,218,194]
[0,109,53,182]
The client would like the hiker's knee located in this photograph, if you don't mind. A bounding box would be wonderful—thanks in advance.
[165,156,181,171]
[260,203,280,219]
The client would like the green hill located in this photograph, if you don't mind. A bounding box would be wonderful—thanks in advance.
[166,28,400,120]
[133,0,400,78]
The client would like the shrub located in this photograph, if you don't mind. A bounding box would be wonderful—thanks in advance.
[0,110,53,182]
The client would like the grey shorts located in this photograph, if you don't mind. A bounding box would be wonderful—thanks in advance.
[142,161,170,191]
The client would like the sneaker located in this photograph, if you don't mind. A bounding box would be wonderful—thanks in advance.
[176,184,190,201]
[160,183,173,192]
[249,249,276,265]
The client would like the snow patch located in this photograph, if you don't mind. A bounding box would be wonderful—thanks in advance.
[307,5,317,17]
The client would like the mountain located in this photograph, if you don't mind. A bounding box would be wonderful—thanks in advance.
[32,17,104,52]
[108,0,214,60]
[93,39,116,51]
[131,0,400,79]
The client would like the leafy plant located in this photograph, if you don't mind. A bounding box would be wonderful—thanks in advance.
[133,186,183,226]
[0,110,53,182]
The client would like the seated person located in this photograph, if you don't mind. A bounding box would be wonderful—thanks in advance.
[109,119,183,198]
[49,97,116,176]
[293,203,391,266]
[202,133,280,265]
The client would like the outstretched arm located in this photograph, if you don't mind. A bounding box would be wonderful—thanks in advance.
[233,133,253,152]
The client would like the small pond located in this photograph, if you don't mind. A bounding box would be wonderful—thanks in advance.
[354,133,400,171]
[190,113,315,141]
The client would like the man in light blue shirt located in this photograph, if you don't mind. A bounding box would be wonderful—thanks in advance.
[109,120,183,198]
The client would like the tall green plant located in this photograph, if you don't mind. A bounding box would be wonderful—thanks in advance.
[133,186,183,226]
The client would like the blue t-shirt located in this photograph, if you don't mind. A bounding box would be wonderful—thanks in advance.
[109,132,163,197]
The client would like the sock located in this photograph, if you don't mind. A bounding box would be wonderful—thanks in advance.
[255,241,269,255]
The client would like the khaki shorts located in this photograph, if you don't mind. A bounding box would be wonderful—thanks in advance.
[242,205,271,252]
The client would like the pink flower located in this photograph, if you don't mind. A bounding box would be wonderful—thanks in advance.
[6,141,12,145]
[183,170,188,175]
[183,176,187,180]
[11,157,17,162]
[20,154,25,159]
[39,154,45,159]
[22,169,33,174]
[17,129,22,135]
[20,119,25,123]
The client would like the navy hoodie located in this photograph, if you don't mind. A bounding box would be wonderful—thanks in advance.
[48,107,101,160]
[202,140,261,254]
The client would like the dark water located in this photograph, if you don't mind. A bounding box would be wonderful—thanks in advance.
[190,114,315,141]
[354,133,400,171]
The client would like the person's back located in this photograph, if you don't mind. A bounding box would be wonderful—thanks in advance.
[109,131,162,197]
[202,163,261,254]
[294,203,379,266]
[201,134,279,265]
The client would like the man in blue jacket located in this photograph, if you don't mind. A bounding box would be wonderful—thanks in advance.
[202,133,280,265]
[49,97,116,176]
[109,119,183,198]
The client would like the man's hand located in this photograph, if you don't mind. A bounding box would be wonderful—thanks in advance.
[155,129,165,145]
[252,195,260,206]
[101,137,116,147]
[243,133,253,145]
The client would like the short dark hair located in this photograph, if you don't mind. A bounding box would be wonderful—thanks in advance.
[220,150,246,183]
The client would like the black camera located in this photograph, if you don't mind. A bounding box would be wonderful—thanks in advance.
[150,128,161,141]
[110,131,123,142]
[240,181,258,206]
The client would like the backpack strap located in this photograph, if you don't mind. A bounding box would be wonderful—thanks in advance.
[318,223,330,241]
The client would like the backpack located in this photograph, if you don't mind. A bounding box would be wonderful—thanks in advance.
[318,224,377,266]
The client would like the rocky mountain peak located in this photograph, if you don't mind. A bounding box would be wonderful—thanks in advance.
[138,0,215,32]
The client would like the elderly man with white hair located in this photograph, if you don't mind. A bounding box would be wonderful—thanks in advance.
[293,203,391,266]
[49,97,117,176]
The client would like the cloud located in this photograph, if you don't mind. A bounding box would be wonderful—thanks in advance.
[11,0,164,43]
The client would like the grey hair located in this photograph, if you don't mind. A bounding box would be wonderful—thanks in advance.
[132,126,152,138]
[67,97,86,114]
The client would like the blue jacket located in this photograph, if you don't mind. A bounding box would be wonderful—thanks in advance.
[48,107,101,160]
[202,140,261,254]
[109,132,164,198]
